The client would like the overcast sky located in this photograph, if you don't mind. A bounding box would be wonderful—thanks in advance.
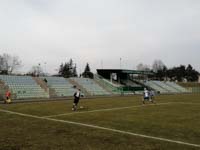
[0,0,200,74]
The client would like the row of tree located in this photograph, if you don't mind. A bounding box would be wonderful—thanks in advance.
[0,53,21,74]
[58,59,93,78]
[0,53,93,78]
[153,64,199,82]
[0,54,199,81]
[26,58,93,78]
[137,60,199,82]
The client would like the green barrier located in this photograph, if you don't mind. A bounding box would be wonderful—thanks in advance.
[188,87,200,93]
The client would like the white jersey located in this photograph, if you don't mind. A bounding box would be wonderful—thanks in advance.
[75,91,80,97]
[144,90,149,98]
[150,90,155,96]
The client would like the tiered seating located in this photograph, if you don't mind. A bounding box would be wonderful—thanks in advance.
[152,81,179,93]
[166,81,189,93]
[144,81,168,93]
[95,75,122,94]
[144,80,189,94]
[72,78,110,96]
[121,79,142,87]
[101,79,122,94]
[0,75,49,99]
[43,77,76,97]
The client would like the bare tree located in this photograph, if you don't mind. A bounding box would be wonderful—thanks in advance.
[0,53,22,74]
[28,64,44,76]
[137,63,150,71]
[0,55,5,70]
[152,59,166,73]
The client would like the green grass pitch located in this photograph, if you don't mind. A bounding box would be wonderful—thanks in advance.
[0,94,200,150]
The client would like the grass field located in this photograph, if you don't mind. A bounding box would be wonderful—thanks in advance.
[0,94,200,150]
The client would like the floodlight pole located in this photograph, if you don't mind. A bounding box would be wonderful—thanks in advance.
[44,62,47,75]
[101,60,103,69]
[120,58,122,69]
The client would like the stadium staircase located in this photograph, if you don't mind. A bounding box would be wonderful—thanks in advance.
[68,78,90,96]
[93,75,113,94]
[94,75,122,95]
[41,77,76,97]
[71,77,110,96]
[33,77,50,93]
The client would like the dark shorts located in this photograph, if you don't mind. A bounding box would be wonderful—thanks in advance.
[74,97,80,104]
[144,97,149,100]
[150,95,154,99]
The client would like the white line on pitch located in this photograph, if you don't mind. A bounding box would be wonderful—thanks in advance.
[43,102,200,118]
[0,108,199,148]
[43,102,173,118]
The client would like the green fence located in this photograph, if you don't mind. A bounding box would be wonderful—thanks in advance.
[187,87,200,93]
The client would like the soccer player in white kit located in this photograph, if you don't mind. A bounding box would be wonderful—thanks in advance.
[143,88,149,104]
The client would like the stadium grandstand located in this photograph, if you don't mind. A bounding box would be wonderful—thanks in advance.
[97,69,190,94]
[0,69,192,102]
[0,75,49,100]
